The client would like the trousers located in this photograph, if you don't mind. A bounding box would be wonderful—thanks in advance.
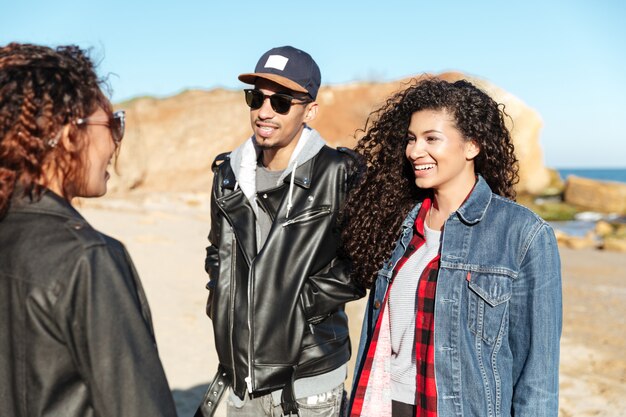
[226,383,346,417]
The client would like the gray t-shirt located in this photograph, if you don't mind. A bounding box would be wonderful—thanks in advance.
[389,223,441,405]
[255,164,284,249]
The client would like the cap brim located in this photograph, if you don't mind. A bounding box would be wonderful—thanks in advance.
[238,73,309,95]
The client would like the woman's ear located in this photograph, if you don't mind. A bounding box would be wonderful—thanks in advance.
[465,140,480,161]
[59,124,77,151]
[40,124,75,197]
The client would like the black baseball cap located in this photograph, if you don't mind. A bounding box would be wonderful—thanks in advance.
[238,46,321,100]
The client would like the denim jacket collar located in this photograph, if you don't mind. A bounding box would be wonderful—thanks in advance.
[400,175,492,230]
[401,204,421,230]
[455,175,492,225]
[380,176,492,280]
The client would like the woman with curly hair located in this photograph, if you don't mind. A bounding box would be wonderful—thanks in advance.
[0,43,177,417]
[345,78,561,417]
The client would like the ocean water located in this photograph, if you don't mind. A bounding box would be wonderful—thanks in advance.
[552,168,626,236]
[557,168,626,184]
[550,220,597,237]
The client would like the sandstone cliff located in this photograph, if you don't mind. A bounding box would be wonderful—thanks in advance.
[110,72,550,195]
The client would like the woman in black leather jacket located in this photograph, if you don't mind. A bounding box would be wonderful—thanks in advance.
[0,43,177,417]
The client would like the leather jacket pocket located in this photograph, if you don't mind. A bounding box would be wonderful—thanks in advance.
[282,206,332,227]
[467,273,512,345]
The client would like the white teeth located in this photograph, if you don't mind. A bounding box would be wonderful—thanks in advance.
[414,164,435,171]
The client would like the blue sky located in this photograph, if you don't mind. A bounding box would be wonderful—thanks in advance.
[2,0,625,168]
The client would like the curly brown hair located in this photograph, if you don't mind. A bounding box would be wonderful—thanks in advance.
[342,77,519,288]
[0,43,111,217]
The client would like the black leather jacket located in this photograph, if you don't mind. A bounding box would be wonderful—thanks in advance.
[0,190,177,417]
[204,145,365,400]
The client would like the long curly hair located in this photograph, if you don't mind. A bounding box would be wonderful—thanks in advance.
[343,78,519,288]
[0,43,111,217]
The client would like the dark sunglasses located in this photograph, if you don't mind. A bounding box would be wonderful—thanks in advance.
[75,110,126,143]
[244,89,312,115]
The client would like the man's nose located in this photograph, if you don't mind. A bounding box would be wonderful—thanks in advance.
[257,96,275,119]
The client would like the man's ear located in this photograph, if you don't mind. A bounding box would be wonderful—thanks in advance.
[303,102,318,123]
[465,139,480,160]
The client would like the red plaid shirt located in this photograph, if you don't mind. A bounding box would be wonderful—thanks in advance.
[352,197,440,417]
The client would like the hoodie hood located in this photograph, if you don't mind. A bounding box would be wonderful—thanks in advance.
[228,126,326,217]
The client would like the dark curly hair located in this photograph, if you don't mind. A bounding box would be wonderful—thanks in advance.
[342,77,519,288]
[0,43,111,217]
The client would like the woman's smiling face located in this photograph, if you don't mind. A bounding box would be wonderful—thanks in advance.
[405,109,479,194]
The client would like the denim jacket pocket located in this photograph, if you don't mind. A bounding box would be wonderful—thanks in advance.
[467,273,512,345]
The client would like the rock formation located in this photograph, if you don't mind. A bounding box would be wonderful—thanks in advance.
[564,176,626,215]
[109,73,550,195]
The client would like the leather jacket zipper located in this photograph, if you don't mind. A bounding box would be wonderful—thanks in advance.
[282,206,331,227]
[229,231,238,393]
[216,194,256,395]
[246,266,254,393]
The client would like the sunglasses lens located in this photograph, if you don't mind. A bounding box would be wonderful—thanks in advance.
[112,111,125,142]
[245,89,264,110]
[269,94,292,114]
[244,90,301,114]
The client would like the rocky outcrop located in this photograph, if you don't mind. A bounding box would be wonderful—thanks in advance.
[109,89,250,193]
[556,218,626,252]
[555,230,599,250]
[595,220,615,237]
[596,219,626,252]
[563,176,626,215]
[603,237,626,252]
[109,73,550,195]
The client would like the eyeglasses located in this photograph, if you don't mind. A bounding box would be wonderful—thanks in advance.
[75,110,125,143]
[244,89,312,115]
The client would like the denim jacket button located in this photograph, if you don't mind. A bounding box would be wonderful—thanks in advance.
[373,300,382,309]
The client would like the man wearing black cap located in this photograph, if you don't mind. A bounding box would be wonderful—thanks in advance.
[197,46,365,417]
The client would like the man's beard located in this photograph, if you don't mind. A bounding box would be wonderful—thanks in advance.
[252,135,276,150]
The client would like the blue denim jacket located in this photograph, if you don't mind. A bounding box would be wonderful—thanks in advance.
[351,176,562,416]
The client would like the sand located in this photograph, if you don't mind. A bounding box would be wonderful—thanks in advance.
[77,193,626,417]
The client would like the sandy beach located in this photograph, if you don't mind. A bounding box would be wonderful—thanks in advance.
[78,193,626,417]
